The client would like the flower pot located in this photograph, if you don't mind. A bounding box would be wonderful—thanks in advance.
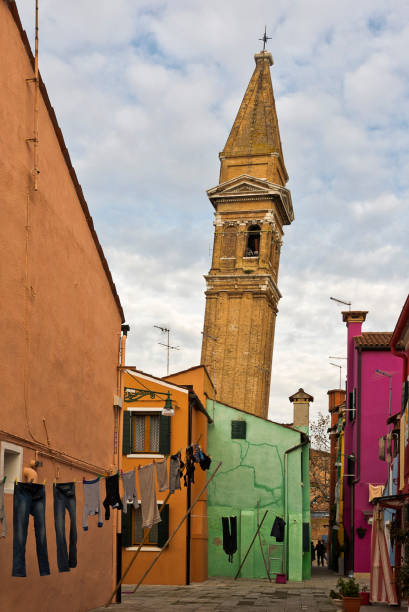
[342,595,361,612]
[275,573,287,584]
[359,592,370,605]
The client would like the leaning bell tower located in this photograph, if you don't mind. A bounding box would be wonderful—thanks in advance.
[200,46,294,419]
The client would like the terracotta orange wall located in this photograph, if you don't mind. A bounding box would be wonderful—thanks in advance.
[165,367,214,582]
[121,371,189,585]
[0,3,123,610]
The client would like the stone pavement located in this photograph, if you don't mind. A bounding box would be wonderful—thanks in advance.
[91,567,407,611]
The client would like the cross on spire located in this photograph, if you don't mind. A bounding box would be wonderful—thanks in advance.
[259,26,271,51]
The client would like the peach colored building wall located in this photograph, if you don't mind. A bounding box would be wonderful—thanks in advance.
[0,2,124,610]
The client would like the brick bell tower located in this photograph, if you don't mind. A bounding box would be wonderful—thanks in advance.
[200,48,294,418]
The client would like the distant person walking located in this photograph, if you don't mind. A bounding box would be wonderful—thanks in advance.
[311,541,316,564]
[316,540,325,566]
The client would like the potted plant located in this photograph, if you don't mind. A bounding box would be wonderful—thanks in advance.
[337,577,361,612]
[359,584,370,606]
[329,589,343,609]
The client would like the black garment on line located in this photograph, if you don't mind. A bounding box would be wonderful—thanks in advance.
[222,516,237,563]
[271,516,286,542]
[103,474,123,520]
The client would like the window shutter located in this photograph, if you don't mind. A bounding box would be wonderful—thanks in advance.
[122,507,133,548]
[123,410,132,454]
[157,504,169,548]
[231,420,246,439]
[159,414,171,455]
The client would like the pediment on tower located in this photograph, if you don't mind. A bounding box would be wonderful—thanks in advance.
[207,174,294,225]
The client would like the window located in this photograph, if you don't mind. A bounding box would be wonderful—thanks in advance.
[122,503,169,549]
[245,224,260,257]
[123,411,171,455]
[231,420,246,439]
[0,442,23,493]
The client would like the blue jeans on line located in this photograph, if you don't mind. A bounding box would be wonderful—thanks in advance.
[53,482,77,572]
[12,482,50,577]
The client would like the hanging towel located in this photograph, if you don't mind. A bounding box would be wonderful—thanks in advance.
[0,480,6,538]
[222,516,237,563]
[155,459,169,492]
[379,436,386,461]
[122,469,139,513]
[369,484,385,502]
[82,478,103,530]
[271,516,286,542]
[169,454,181,494]
[138,464,160,529]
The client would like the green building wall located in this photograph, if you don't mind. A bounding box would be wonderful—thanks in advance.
[207,400,311,581]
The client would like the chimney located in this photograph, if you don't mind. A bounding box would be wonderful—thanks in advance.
[289,388,314,429]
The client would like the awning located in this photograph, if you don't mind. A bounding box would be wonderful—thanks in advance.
[371,493,409,509]
[370,505,398,605]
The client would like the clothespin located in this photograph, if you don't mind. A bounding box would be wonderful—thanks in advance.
[43,479,46,485]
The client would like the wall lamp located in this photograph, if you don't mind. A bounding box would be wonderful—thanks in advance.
[124,387,174,416]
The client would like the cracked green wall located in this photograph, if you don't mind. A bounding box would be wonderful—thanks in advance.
[207,400,311,581]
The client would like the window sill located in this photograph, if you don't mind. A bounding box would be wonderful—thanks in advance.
[126,453,165,459]
[125,546,162,552]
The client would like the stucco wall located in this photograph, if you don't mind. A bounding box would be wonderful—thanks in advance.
[207,400,309,581]
[0,2,123,610]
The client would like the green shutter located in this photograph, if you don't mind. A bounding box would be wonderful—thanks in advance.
[231,420,246,439]
[157,504,169,548]
[123,410,132,454]
[159,414,171,455]
[122,507,133,547]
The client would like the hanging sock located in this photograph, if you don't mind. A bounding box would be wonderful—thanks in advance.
[103,473,123,520]
[155,459,169,492]
[121,469,139,513]
[82,477,103,530]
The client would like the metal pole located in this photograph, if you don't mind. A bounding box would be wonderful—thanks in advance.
[257,501,271,582]
[105,490,172,607]
[129,462,222,595]
[234,510,268,580]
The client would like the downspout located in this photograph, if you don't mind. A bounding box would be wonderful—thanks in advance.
[391,342,409,385]
[350,347,362,574]
[186,394,193,585]
[116,323,130,604]
[284,433,309,578]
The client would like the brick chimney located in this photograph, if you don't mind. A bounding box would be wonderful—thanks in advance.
[289,388,314,429]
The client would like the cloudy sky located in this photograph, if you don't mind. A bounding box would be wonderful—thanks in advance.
[16,0,409,422]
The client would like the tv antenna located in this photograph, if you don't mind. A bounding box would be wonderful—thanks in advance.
[330,296,351,310]
[329,362,343,388]
[154,325,180,376]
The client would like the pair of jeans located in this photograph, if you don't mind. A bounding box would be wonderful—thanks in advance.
[12,482,50,577]
[53,482,77,572]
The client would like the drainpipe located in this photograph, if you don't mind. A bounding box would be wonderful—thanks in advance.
[186,393,193,585]
[350,348,362,574]
[284,433,309,578]
[116,323,130,603]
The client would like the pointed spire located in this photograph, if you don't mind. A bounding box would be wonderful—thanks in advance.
[220,50,288,185]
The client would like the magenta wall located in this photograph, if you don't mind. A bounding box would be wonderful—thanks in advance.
[343,326,402,573]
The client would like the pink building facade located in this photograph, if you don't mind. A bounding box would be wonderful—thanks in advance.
[342,311,402,575]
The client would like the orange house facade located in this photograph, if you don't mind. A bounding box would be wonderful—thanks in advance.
[121,366,213,585]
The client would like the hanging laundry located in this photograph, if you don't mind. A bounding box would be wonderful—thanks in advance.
[82,477,103,530]
[0,479,6,538]
[184,446,195,487]
[155,459,169,492]
[53,482,77,572]
[271,516,286,542]
[379,436,386,461]
[369,484,385,502]
[222,516,237,563]
[138,464,160,529]
[193,444,201,463]
[199,450,211,471]
[121,469,139,513]
[103,473,123,520]
[12,482,50,577]
[169,454,181,494]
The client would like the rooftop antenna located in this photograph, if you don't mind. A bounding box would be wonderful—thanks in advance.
[329,356,347,360]
[154,325,180,376]
[26,0,40,190]
[330,362,343,388]
[259,26,271,51]
[330,296,351,311]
